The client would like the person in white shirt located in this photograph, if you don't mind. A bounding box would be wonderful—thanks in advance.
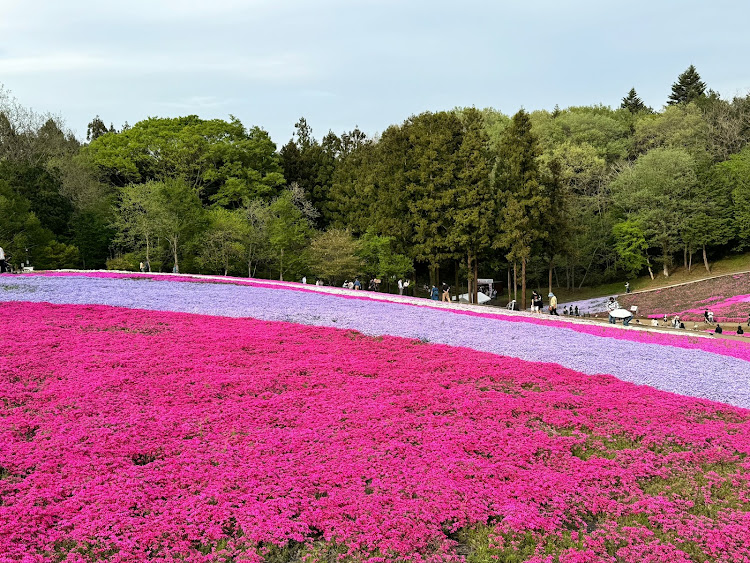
[397,279,404,295]
[0,247,6,273]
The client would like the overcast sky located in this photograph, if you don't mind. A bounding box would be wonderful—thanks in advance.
[1,0,749,146]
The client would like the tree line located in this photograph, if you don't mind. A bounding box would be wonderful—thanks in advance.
[2,65,750,308]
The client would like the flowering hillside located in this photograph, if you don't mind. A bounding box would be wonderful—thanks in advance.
[619,272,750,324]
[2,272,750,562]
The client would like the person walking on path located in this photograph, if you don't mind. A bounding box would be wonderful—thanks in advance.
[398,279,404,295]
[441,283,451,302]
[625,281,630,293]
[548,292,558,315]
[0,246,6,273]
[430,285,439,300]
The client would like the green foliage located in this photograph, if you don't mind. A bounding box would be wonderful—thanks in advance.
[197,208,248,275]
[36,240,80,270]
[0,160,73,238]
[633,103,709,159]
[279,118,338,223]
[105,253,139,271]
[357,228,413,280]
[495,109,548,263]
[83,115,284,205]
[307,229,363,285]
[667,64,707,106]
[403,111,463,268]
[613,220,649,277]
[621,87,650,114]
[611,148,698,275]
[715,145,750,248]
[267,189,312,280]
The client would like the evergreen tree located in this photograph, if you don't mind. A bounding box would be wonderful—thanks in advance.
[667,65,706,105]
[279,118,336,225]
[403,111,463,282]
[494,109,548,310]
[446,108,494,303]
[86,115,109,142]
[621,88,649,113]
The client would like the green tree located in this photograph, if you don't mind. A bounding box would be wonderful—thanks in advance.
[83,116,284,205]
[494,109,548,309]
[613,219,653,279]
[279,118,337,223]
[147,179,205,272]
[714,146,750,249]
[86,115,109,142]
[241,199,272,278]
[633,103,709,158]
[682,170,732,272]
[403,111,463,282]
[357,228,413,284]
[198,207,247,275]
[307,229,362,285]
[611,148,698,276]
[620,88,650,114]
[447,107,494,303]
[267,188,313,280]
[667,65,707,106]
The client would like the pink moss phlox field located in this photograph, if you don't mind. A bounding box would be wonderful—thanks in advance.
[2,303,750,562]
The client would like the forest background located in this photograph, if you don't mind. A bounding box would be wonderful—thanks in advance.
[2,65,750,308]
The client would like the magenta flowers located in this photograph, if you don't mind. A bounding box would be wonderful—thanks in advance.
[1,301,750,562]
[3,273,750,561]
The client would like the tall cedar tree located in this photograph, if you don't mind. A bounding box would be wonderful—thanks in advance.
[447,108,494,303]
[620,88,649,113]
[667,65,706,105]
[404,111,463,283]
[494,110,549,310]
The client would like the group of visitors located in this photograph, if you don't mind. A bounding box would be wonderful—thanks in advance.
[397,279,410,295]
[430,283,451,302]
[342,278,362,290]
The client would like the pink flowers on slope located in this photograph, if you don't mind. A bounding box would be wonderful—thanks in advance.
[2,302,750,562]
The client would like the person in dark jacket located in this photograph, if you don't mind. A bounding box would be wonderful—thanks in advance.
[738,325,745,335]
[715,324,723,335]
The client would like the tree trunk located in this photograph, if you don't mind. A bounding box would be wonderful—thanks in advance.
[521,257,527,312]
[702,245,711,273]
[172,238,179,273]
[507,269,511,302]
[473,253,479,305]
[683,246,688,271]
[467,252,473,304]
[548,259,553,296]
[688,250,693,273]
[662,245,669,277]
[279,248,284,281]
[455,260,460,304]
[145,234,151,268]
[513,262,517,305]
[645,252,655,280]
